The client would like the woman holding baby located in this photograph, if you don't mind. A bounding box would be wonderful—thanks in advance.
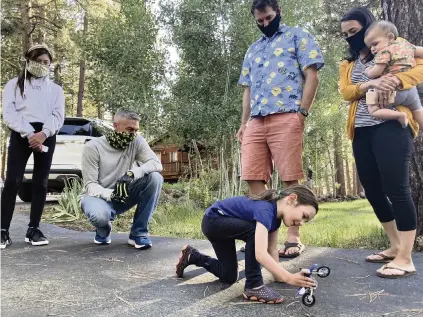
[339,7,423,279]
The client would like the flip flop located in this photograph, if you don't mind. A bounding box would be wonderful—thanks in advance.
[365,252,396,263]
[279,241,305,258]
[376,265,417,279]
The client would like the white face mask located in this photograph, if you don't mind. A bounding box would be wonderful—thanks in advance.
[26,60,50,77]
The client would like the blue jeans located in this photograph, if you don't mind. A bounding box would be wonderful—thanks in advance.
[81,172,163,237]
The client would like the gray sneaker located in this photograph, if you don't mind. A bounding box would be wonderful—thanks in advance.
[243,285,284,304]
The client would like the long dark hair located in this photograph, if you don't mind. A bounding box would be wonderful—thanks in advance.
[341,7,376,63]
[16,47,53,98]
[249,185,319,213]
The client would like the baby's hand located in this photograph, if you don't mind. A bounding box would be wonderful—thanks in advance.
[364,66,372,77]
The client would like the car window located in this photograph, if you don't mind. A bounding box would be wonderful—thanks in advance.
[58,119,113,137]
[91,121,112,137]
[58,121,91,136]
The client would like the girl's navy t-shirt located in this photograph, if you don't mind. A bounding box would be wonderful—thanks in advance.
[205,196,282,233]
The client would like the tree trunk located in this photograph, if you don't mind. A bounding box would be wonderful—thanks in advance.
[34,5,46,44]
[345,155,352,195]
[324,162,331,196]
[382,0,423,239]
[334,131,346,197]
[76,10,88,117]
[97,103,103,119]
[357,167,364,197]
[20,0,33,54]
[327,148,336,197]
[352,162,358,196]
[353,162,364,197]
[52,32,62,86]
[1,130,8,180]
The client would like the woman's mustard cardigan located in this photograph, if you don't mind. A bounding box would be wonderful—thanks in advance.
[339,57,423,140]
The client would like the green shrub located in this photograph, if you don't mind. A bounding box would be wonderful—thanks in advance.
[45,179,84,223]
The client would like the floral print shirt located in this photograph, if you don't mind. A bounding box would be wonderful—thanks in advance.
[238,24,324,117]
[374,39,416,74]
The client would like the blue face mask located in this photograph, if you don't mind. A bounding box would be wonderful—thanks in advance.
[257,13,281,38]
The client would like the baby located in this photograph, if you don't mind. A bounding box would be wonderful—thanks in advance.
[364,20,423,128]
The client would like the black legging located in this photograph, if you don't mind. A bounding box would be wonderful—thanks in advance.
[1,123,56,231]
[190,215,263,289]
[353,120,416,231]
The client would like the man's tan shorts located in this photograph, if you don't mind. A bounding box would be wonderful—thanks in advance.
[241,112,304,183]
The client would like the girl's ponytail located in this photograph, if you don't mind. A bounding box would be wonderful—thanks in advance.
[249,185,319,213]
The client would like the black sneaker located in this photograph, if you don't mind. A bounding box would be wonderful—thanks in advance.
[1,230,12,249]
[25,227,49,246]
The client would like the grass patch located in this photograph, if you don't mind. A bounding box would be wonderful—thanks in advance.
[42,195,388,250]
[150,200,205,239]
[149,198,389,250]
[280,200,389,250]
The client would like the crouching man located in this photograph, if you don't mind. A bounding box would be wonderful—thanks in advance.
[81,109,163,249]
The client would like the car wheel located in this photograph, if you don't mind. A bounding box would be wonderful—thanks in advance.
[18,183,32,202]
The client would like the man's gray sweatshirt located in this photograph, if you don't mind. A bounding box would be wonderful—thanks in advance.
[81,135,162,201]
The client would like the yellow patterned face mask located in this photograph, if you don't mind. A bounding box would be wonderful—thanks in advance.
[106,131,136,149]
[27,60,50,77]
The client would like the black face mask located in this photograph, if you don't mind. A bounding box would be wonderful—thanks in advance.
[345,28,366,53]
[258,13,281,38]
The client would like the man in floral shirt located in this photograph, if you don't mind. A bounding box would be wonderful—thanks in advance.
[237,0,324,257]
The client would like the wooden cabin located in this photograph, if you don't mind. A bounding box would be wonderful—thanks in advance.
[150,143,190,181]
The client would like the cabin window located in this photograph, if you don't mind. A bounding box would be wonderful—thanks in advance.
[170,152,178,162]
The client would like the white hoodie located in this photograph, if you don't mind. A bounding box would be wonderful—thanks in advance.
[2,77,65,137]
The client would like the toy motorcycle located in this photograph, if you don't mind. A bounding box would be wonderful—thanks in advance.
[295,263,330,307]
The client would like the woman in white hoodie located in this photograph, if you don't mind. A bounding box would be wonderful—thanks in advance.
[1,44,65,248]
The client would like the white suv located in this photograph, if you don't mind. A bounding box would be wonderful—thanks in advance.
[19,117,113,202]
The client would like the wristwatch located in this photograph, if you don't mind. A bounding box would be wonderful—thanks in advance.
[298,108,309,117]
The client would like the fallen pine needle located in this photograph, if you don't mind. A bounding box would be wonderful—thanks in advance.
[203,285,209,297]
[16,263,45,266]
[113,290,133,307]
[369,289,386,303]
[286,301,300,309]
[351,275,371,279]
[345,294,367,297]
[346,289,389,303]
[96,257,124,263]
[35,300,80,303]
[331,257,359,264]
[382,309,423,316]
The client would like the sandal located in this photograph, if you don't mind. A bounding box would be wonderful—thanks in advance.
[176,245,198,278]
[376,264,416,279]
[365,252,395,263]
[243,285,284,304]
[279,241,305,258]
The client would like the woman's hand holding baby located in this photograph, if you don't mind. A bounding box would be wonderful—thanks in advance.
[369,74,401,108]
